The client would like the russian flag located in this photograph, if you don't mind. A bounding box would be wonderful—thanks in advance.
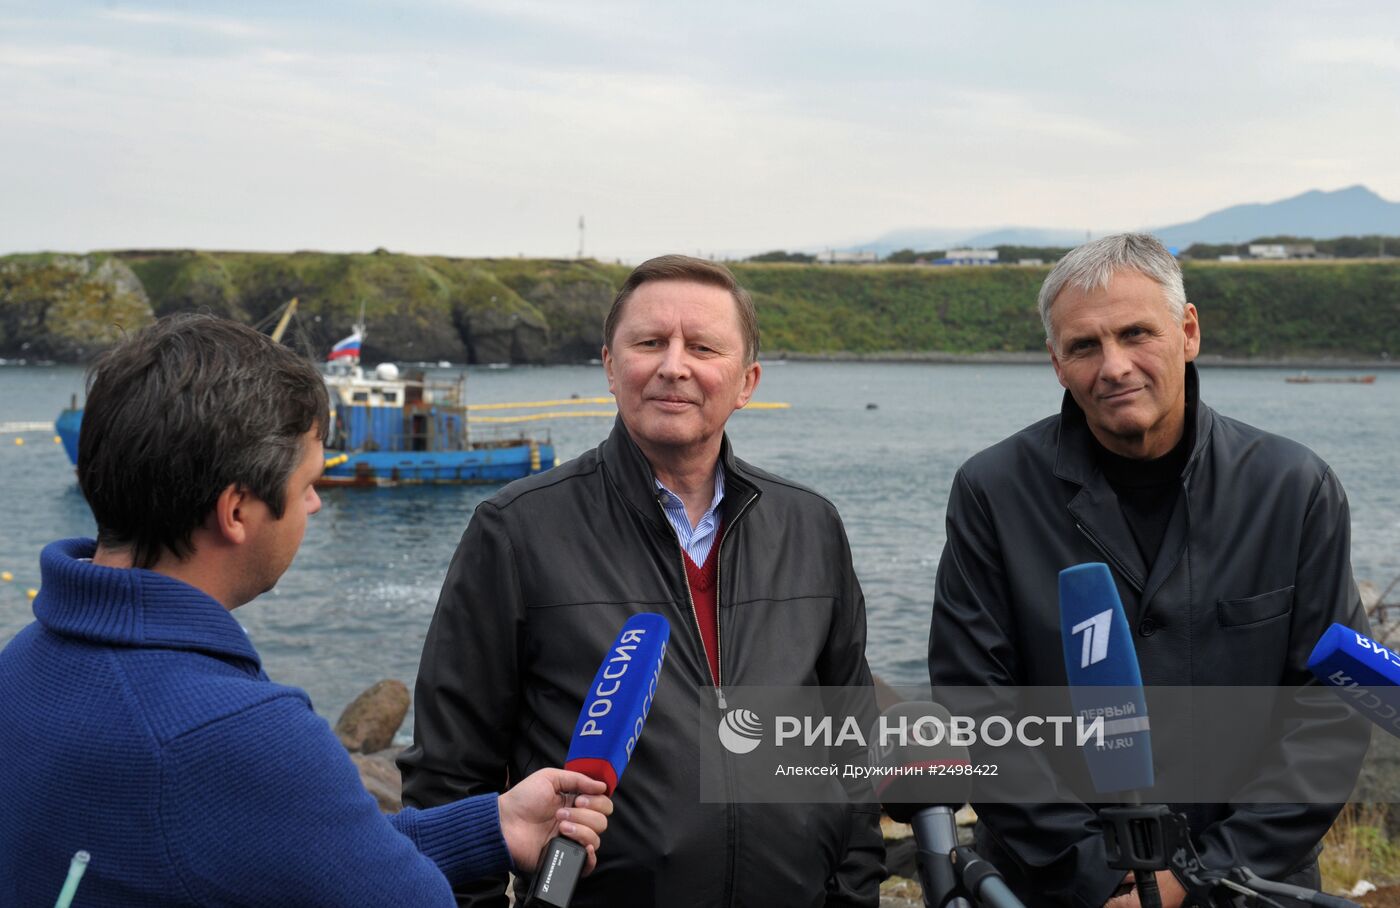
[328,331,362,362]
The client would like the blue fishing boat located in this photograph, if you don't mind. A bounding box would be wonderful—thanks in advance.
[54,304,556,487]
[314,352,555,487]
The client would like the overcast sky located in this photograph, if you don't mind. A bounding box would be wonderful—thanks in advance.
[3,1,1398,260]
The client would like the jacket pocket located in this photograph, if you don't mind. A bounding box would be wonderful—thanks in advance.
[1217,586,1294,628]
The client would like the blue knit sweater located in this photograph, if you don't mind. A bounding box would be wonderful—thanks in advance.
[0,538,509,906]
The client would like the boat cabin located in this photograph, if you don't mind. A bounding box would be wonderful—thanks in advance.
[324,360,469,453]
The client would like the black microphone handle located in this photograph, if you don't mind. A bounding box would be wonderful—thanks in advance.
[1134,869,1162,908]
[952,845,1025,908]
[910,806,971,908]
[523,835,588,908]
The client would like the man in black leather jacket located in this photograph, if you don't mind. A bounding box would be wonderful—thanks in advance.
[401,255,885,907]
[929,234,1368,908]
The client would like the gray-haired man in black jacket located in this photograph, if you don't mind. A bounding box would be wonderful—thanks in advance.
[930,234,1368,908]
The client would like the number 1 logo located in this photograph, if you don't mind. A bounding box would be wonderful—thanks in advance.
[1072,609,1113,669]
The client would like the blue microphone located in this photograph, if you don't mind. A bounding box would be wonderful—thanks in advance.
[1059,563,1163,908]
[1308,623,1400,738]
[526,613,670,908]
[1058,563,1153,794]
[562,612,670,792]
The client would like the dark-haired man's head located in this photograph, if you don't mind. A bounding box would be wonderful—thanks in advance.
[79,314,329,606]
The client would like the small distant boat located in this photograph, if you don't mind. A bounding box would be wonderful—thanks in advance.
[1284,374,1377,384]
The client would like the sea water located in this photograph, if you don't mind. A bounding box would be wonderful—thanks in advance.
[2,361,1396,731]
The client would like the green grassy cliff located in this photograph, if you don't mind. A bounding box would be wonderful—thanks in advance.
[1,250,1397,363]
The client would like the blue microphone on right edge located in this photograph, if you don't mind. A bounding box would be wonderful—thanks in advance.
[1308,623,1400,737]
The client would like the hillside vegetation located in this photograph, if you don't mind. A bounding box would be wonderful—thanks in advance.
[1,250,1397,363]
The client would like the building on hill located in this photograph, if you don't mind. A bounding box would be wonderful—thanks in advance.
[1248,243,1318,260]
[818,250,880,265]
[933,249,999,266]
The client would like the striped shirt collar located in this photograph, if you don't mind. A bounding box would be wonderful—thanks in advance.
[655,464,726,565]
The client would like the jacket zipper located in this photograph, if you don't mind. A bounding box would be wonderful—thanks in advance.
[712,489,758,710]
[1074,522,1145,592]
[657,499,721,708]
[714,487,755,908]
[657,488,758,710]
[656,481,756,908]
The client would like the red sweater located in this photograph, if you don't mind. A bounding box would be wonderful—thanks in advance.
[682,537,722,686]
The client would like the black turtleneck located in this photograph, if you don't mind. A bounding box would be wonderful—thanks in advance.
[1090,397,1195,570]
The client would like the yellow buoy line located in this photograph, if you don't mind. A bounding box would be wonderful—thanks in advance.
[471,410,618,424]
[466,399,789,424]
[466,397,614,411]
[0,421,64,447]
[1,570,38,600]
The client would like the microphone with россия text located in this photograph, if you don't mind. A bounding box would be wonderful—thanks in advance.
[524,613,670,908]
[1308,623,1400,738]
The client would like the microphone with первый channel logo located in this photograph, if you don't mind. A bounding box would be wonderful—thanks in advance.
[1058,563,1154,794]
[524,612,669,908]
[1059,563,1161,908]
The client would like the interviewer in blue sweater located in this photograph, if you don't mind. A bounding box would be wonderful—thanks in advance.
[0,315,613,907]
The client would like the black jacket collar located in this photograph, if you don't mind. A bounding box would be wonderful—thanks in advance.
[1051,362,1212,599]
[597,417,759,532]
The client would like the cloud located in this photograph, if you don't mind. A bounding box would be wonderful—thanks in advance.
[935,90,1135,148]
[0,43,106,68]
[98,9,264,39]
[1294,36,1400,71]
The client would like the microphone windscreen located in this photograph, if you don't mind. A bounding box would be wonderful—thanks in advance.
[563,612,670,795]
[1308,623,1400,737]
[868,700,972,823]
[1058,563,1153,794]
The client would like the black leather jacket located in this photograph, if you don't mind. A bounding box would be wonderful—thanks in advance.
[401,419,885,907]
[929,365,1368,908]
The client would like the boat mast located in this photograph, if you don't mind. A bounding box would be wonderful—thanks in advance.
[270,297,299,343]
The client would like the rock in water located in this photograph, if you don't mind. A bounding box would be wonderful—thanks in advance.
[352,747,405,813]
[335,679,410,754]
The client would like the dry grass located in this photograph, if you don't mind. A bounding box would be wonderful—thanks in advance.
[1323,803,1400,892]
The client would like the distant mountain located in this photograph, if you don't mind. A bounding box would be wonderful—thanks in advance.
[825,185,1400,259]
[960,227,1089,248]
[1149,185,1400,247]
[842,226,1087,256]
